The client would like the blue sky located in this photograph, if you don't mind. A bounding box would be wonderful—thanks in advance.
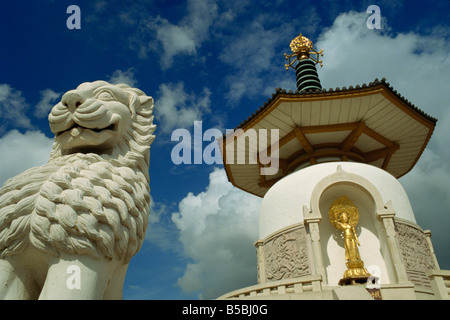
[0,1,449,299]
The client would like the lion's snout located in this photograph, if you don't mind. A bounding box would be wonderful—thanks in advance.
[61,90,86,112]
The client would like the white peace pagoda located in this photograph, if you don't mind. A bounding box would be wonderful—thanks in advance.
[218,34,449,300]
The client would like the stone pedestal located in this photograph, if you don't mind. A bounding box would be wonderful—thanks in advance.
[338,259,371,286]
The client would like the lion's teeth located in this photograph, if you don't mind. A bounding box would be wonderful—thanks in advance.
[71,127,82,137]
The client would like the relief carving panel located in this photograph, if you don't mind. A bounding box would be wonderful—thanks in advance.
[263,226,311,281]
[396,221,436,287]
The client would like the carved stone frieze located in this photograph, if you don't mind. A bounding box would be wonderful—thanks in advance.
[396,220,436,287]
[263,226,311,281]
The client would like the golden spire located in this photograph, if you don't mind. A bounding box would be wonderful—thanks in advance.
[284,33,324,70]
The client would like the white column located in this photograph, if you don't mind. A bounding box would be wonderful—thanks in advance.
[254,240,265,284]
[304,206,326,285]
[424,230,440,270]
[377,210,409,284]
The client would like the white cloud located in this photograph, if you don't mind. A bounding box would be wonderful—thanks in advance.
[155,82,211,134]
[218,15,298,104]
[107,68,138,87]
[399,148,450,266]
[144,0,218,69]
[34,89,61,119]
[316,12,449,106]
[171,168,261,299]
[0,84,34,133]
[145,196,182,254]
[0,84,61,126]
[156,22,197,68]
[0,130,54,186]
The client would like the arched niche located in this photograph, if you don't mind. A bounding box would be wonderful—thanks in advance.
[309,167,394,286]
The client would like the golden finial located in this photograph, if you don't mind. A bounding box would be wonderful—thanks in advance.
[284,33,324,70]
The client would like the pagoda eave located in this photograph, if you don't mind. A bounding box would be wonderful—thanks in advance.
[220,78,437,197]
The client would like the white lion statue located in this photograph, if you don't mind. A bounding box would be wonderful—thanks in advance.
[0,81,156,299]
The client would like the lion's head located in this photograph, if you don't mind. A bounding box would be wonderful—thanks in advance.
[48,81,156,175]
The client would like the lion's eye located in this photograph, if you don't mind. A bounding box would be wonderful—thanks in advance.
[97,91,115,100]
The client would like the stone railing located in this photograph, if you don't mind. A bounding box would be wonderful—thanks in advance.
[426,269,450,300]
[217,275,322,300]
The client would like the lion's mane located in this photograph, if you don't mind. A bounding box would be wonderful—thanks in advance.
[0,83,156,263]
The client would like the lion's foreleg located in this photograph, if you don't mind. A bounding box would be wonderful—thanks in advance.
[103,263,129,299]
[0,257,41,299]
[38,253,122,300]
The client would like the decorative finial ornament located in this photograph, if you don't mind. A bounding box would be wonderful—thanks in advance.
[329,196,372,285]
[284,33,324,70]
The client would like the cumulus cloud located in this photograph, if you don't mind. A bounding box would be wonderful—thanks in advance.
[0,84,33,134]
[216,7,321,105]
[145,196,182,253]
[107,68,138,87]
[0,130,54,186]
[218,18,292,104]
[155,82,211,134]
[0,84,61,132]
[171,168,261,299]
[154,22,197,68]
[34,89,61,119]
[145,0,218,69]
[400,148,450,266]
[316,11,450,105]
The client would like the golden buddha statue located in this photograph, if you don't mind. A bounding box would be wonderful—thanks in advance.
[329,196,371,285]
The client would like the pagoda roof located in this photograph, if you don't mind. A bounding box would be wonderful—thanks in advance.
[236,78,436,129]
[220,78,437,197]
